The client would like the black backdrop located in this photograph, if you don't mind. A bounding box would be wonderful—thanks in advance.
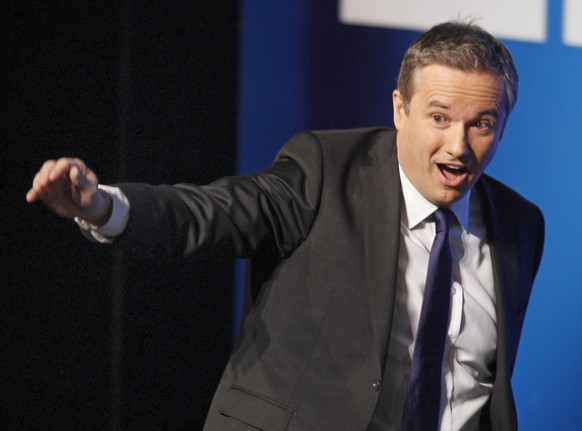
[2,1,238,429]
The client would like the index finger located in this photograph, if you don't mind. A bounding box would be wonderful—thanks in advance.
[27,158,78,203]
[48,157,85,182]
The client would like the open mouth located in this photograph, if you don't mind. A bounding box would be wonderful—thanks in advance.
[437,163,468,187]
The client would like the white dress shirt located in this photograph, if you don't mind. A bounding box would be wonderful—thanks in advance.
[381,167,497,430]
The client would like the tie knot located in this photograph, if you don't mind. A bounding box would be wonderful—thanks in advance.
[434,208,453,234]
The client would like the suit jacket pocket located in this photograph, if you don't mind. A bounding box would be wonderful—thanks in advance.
[218,384,296,431]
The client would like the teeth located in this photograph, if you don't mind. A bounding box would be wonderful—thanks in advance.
[446,165,463,170]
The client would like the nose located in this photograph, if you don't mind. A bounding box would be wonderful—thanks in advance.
[445,125,470,158]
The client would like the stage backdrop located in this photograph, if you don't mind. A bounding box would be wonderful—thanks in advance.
[238,1,581,429]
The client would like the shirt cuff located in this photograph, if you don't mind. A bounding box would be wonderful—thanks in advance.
[75,185,130,243]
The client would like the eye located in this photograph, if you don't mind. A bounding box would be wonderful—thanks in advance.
[474,120,494,134]
[431,113,450,129]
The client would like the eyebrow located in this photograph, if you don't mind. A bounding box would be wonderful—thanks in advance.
[476,109,500,119]
[427,100,451,110]
[427,100,500,119]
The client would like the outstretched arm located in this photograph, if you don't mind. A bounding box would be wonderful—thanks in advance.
[26,157,112,226]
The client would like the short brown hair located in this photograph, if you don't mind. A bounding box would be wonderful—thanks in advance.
[397,21,518,116]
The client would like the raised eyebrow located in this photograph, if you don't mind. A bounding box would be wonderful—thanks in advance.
[427,100,451,111]
[474,109,500,121]
[426,101,500,123]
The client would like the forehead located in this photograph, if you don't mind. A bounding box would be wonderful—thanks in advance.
[412,64,505,112]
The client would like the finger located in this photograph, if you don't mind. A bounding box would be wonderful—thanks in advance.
[69,162,94,191]
[27,158,77,202]
[27,160,59,202]
[31,160,57,188]
[26,188,39,203]
[48,157,79,182]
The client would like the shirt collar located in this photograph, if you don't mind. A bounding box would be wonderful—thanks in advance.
[399,165,470,231]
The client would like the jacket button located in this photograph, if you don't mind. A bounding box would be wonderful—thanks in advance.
[372,379,381,391]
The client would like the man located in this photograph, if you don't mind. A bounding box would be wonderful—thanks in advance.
[27,22,544,431]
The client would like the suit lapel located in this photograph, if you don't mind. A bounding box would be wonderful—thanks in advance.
[359,131,402,366]
[475,179,520,373]
[475,179,519,429]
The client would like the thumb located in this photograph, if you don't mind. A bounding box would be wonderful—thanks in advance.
[69,161,98,194]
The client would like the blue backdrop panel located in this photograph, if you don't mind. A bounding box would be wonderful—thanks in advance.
[238,1,581,429]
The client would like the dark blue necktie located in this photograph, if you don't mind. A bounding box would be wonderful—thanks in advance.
[400,208,453,431]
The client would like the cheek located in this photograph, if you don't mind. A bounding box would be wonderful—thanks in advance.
[420,132,443,160]
[407,132,430,165]
[399,124,441,169]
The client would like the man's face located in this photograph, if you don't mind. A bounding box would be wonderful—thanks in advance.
[393,64,507,206]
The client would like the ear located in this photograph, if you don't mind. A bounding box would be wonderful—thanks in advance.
[392,90,406,130]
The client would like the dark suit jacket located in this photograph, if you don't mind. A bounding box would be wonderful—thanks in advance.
[115,127,544,431]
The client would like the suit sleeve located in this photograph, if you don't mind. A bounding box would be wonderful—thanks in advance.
[112,131,324,260]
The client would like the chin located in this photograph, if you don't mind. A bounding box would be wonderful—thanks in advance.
[432,191,464,206]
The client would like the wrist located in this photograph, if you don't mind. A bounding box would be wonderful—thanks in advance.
[75,186,129,242]
[86,189,113,227]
